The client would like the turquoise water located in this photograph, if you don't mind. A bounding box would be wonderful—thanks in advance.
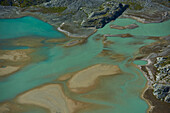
[133,60,148,65]
[0,16,65,39]
[0,17,170,113]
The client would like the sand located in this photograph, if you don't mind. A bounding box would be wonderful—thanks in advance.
[17,84,83,113]
[68,64,121,93]
[45,38,68,43]
[0,49,32,62]
[0,66,20,77]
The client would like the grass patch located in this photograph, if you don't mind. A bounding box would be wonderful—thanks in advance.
[121,1,143,10]
[39,6,67,13]
[0,0,50,7]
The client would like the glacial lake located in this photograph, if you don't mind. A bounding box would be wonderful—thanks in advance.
[0,16,170,113]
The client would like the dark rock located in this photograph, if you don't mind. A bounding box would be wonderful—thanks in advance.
[153,84,170,103]
[81,3,129,29]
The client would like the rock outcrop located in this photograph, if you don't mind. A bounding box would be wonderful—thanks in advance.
[152,56,170,103]
[153,84,170,103]
[81,3,129,28]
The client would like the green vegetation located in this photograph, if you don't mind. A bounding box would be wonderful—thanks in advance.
[0,0,67,13]
[121,1,143,10]
[0,0,14,6]
[98,5,104,11]
[0,0,50,7]
[39,6,67,13]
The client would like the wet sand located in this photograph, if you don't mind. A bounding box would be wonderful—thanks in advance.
[0,49,33,77]
[0,66,20,77]
[67,64,121,93]
[0,49,31,62]
[17,84,84,113]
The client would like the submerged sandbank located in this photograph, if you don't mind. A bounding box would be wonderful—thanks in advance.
[17,84,84,113]
[67,64,121,93]
[0,49,33,77]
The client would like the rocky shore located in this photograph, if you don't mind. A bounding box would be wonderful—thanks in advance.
[138,35,170,112]
[0,0,169,38]
[0,0,170,113]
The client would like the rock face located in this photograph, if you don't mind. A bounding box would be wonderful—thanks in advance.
[81,3,129,28]
[152,56,170,103]
[153,84,170,103]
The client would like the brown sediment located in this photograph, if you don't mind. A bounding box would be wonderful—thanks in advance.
[0,66,20,77]
[58,72,75,81]
[0,47,48,78]
[67,64,121,93]
[143,88,170,113]
[92,34,103,41]
[103,40,115,47]
[11,36,45,47]
[0,49,32,62]
[45,38,68,43]
[141,84,153,113]
[0,101,50,113]
[121,33,134,38]
[64,38,87,47]
[97,50,125,62]
[0,49,34,77]
[128,41,144,45]
[110,54,126,62]
[110,24,139,30]
[98,49,113,57]
[147,36,161,40]
[103,33,134,39]
[16,83,86,113]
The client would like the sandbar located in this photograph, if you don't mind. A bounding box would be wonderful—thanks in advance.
[68,64,121,93]
[17,84,83,113]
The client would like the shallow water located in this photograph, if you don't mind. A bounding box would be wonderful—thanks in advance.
[0,16,65,39]
[133,60,148,65]
[0,17,170,113]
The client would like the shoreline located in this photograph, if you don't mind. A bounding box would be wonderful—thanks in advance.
[137,36,170,112]
[0,6,169,113]
[0,12,97,39]
[132,58,154,113]
[136,52,156,113]
[138,64,154,113]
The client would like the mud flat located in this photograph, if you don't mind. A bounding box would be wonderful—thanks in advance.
[67,64,121,93]
[17,84,84,113]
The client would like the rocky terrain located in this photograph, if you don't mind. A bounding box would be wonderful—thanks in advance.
[153,57,170,103]
[0,0,170,37]
[139,35,170,105]
[0,0,170,109]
